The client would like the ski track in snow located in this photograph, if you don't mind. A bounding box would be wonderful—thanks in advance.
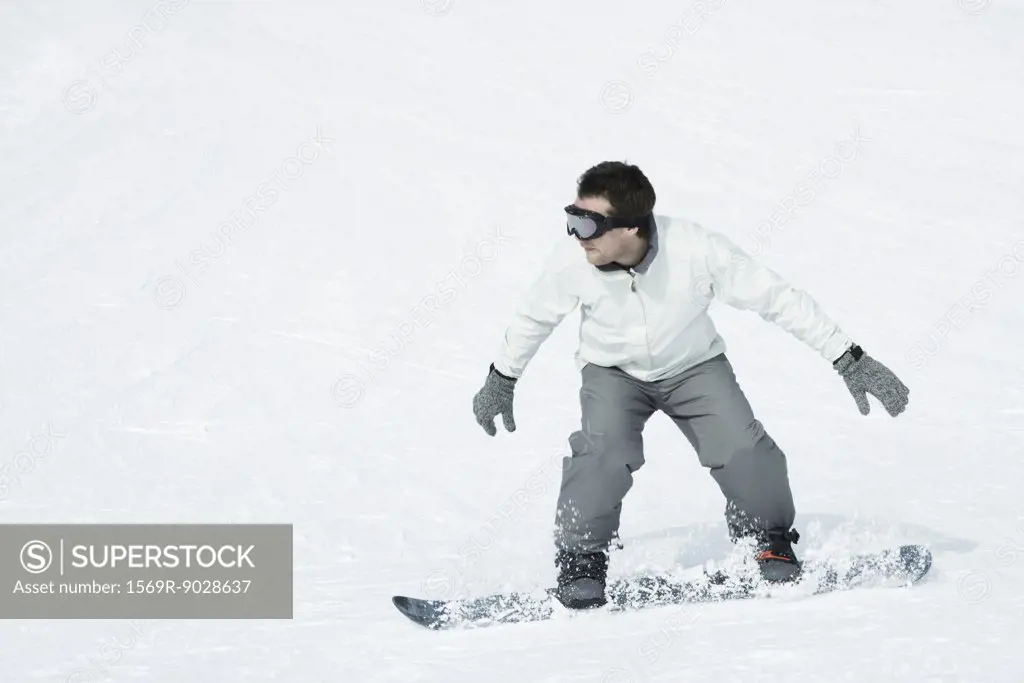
[2,0,1023,681]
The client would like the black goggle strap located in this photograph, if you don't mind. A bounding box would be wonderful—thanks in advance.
[607,214,646,228]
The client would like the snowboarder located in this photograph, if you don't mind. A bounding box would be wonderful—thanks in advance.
[471,161,910,610]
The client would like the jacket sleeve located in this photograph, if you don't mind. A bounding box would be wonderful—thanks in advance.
[700,226,853,363]
[493,244,580,378]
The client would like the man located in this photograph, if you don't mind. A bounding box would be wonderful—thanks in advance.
[472,161,910,610]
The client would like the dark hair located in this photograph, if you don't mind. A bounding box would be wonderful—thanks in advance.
[576,161,656,237]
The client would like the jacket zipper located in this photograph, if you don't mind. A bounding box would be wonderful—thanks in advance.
[628,269,654,367]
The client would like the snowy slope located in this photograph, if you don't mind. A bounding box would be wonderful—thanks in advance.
[2,0,1023,680]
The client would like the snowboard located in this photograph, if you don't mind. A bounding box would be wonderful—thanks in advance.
[392,543,931,630]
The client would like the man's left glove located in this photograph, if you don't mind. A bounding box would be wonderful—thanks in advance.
[834,344,909,417]
[472,364,518,436]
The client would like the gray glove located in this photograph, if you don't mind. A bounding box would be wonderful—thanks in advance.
[834,345,909,417]
[473,364,518,436]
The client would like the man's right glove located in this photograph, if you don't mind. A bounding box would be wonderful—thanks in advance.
[472,364,517,436]
[833,344,910,417]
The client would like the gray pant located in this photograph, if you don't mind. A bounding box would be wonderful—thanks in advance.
[554,353,795,555]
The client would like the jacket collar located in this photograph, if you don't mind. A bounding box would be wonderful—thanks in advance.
[596,213,659,274]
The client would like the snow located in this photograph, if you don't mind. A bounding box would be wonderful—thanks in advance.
[2,0,1023,680]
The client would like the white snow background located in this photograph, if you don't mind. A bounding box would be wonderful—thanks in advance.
[2,0,1023,681]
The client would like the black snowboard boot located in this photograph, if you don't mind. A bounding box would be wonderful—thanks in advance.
[755,528,802,584]
[554,549,608,609]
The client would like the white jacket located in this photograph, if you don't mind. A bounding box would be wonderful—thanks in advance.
[493,214,853,382]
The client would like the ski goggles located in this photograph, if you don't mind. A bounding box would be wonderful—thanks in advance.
[565,204,650,240]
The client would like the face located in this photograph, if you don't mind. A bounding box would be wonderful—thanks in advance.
[572,195,639,266]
